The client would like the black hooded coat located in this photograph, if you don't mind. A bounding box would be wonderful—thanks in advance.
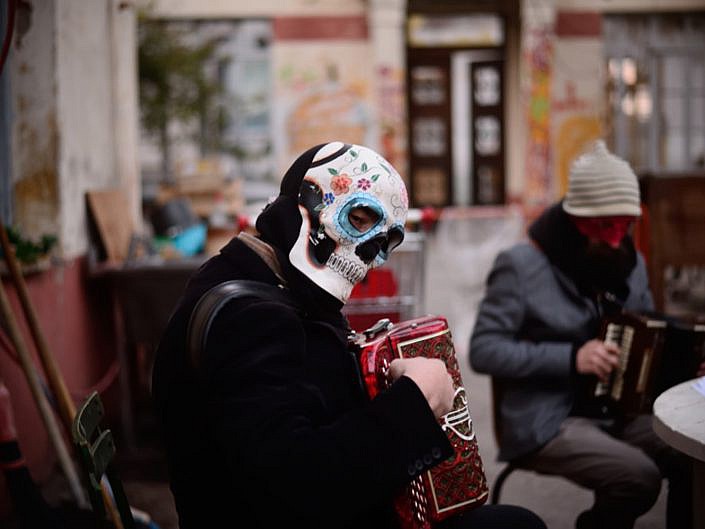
[151,146,452,529]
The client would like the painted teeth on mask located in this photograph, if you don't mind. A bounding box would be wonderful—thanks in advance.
[325,254,366,284]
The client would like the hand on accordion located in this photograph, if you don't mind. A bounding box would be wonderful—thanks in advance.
[576,338,621,382]
[389,357,455,418]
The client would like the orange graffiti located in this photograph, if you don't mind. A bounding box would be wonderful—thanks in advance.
[556,115,602,196]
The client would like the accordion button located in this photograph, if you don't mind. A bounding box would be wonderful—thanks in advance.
[415,459,424,470]
[431,446,442,459]
[423,454,433,465]
[407,464,417,476]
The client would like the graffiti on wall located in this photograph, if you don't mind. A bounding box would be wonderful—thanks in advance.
[524,29,553,208]
[274,47,373,170]
[551,39,604,196]
[273,16,374,171]
[555,114,601,195]
[376,65,407,181]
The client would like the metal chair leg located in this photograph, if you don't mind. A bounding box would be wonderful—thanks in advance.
[491,463,516,504]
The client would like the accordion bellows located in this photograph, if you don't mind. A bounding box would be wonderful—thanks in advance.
[354,316,488,529]
[588,311,667,416]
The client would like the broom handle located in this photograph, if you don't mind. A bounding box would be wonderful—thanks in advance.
[0,280,87,506]
[0,226,76,428]
[0,224,124,529]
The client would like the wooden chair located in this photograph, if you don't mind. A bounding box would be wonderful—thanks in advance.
[71,391,135,529]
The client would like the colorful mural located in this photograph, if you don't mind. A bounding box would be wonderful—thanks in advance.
[376,65,407,182]
[555,114,602,195]
[524,28,553,208]
[272,16,374,171]
[551,38,604,196]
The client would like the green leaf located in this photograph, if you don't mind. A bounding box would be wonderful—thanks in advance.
[350,150,358,158]
[314,203,326,212]
[381,163,391,174]
[371,174,380,182]
[361,162,368,172]
[328,168,338,175]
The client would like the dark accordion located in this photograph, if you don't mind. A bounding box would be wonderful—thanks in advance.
[351,316,488,529]
[588,311,667,415]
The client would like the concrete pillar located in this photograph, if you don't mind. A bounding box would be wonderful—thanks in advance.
[11,0,140,258]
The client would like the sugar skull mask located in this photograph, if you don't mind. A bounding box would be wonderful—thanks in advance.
[289,142,409,303]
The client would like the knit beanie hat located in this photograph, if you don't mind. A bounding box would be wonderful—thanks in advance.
[562,140,641,217]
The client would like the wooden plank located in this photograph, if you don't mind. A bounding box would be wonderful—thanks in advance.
[86,189,134,263]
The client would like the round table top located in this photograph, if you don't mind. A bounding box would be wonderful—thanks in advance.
[653,378,705,462]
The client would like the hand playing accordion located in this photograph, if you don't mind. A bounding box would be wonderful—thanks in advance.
[350,316,488,529]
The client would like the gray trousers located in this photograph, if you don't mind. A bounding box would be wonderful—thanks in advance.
[519,415,692,529]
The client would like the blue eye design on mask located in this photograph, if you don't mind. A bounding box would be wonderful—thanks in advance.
[332,193,405,265]
[334,193,387,241]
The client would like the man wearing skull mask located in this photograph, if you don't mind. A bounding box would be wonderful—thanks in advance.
[152,142,545,529]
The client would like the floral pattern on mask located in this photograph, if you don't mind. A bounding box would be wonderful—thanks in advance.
[357,178,372,191]
[330,173,352,195]
[290,142,408,303]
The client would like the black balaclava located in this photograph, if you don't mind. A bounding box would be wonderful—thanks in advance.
[255,144,344,320]
[529,201,637,304]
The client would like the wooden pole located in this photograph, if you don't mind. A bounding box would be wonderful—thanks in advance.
[0,224,124,529]
[0,226,76,431]
[0,279,87,506]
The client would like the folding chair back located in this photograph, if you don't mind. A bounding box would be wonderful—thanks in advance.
[72,391,135,529]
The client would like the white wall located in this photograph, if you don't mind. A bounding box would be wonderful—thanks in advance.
[11,0,60,242]
[11,0,140,258]
[56,0,116,257]
[110,0,141,225]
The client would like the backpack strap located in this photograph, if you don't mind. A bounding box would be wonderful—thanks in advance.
[187,279,300,369]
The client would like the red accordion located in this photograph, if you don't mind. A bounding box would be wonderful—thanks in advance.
[352,316,489,529]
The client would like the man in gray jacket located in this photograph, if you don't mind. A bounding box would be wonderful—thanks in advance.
[470,141,691,529]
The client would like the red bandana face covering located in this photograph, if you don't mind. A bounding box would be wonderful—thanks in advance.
[571,216,635,248]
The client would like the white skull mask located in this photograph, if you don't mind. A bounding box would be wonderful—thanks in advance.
[289,142,409,303]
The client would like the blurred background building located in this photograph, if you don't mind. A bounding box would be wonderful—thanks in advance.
[0,0,703,526]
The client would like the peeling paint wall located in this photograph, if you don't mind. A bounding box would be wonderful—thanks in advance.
[10,0,140,259]
[11,1,61,242]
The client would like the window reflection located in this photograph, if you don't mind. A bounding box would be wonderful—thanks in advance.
[411,67,445,105]
[604,14,705,172]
